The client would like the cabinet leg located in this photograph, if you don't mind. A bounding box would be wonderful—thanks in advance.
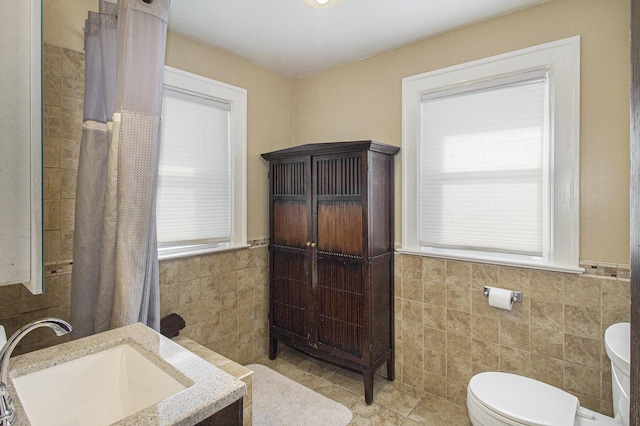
[269,336,278,360]
[387,354,395,381]
[363,367,374,405]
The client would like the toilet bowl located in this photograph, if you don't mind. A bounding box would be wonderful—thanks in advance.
[467,322,630,426]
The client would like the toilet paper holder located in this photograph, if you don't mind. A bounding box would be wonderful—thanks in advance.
[483,286,522,303]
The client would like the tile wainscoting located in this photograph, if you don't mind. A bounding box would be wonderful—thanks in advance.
[158,247,269,366]
[394,253,630,415]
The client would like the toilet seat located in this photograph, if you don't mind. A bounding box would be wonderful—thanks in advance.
[468,372,579,426]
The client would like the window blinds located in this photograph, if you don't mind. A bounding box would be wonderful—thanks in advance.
[157,88,231,247]
[419,77,547,256]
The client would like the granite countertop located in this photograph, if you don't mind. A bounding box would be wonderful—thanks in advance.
[6,322,246,426]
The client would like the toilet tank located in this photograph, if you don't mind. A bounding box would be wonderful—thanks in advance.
[605,322,630,426]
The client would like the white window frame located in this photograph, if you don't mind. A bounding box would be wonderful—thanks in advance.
[158,66,247,260]
[400,36,582,273]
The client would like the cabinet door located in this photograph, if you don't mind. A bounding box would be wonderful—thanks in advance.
[313,152,367,360]
[269,157,312,341]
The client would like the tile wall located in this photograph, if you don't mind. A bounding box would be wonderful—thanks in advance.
[0,43,84,355]
[158,246,269,365]
[394,253,630,415]
[0,43,630,413]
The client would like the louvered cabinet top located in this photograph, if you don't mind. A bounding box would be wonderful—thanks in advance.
[260,140,399,161]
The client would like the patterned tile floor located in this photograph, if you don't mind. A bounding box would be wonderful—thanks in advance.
[253,345,471,426]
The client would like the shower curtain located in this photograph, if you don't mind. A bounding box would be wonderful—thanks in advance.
[71,0,171,339]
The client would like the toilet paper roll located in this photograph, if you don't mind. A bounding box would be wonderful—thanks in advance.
[488,287,513,311]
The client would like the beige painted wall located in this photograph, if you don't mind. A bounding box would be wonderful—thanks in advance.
[44,0,630,263]
[164,34,294,240]
[294,0,631,264]
[43,0,295,241]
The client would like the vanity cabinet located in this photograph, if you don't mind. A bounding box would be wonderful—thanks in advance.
[261,141,399,404]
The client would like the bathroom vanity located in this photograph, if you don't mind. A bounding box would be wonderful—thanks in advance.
[5,323,245,425]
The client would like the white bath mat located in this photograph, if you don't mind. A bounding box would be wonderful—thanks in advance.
[246,363,353,426]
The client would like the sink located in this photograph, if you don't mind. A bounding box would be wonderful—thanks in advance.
[4,323,246,426]
[12,343,187,426]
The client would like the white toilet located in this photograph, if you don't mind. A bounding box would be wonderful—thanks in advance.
[467,322,630,426]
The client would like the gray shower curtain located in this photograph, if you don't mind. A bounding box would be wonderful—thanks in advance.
[71,0,171,339]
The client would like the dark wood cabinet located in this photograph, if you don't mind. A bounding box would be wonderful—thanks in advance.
[261,141,399,404]
[195,399,243,426]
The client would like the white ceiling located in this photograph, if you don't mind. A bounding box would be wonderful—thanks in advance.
[168,0,549,78]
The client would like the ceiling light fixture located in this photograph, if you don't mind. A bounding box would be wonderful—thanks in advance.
[303,0,342,9]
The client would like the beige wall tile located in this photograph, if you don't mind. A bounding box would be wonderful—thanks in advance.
[564,275,601,309]
[422,372,447,397]
[424,280,445,306]
[402,299,423,324]
[422,257,445,284]
[447,356,472,384]
[220,291,239,335]
[471,339,500,369]
[446,380,469,406]
[564,305,602,339]
[403,278,423,302]
[564,333,601,368]
[424,327,446,354]
[471,314,499,344]
[447,333,471,361]
[530,326,563,359]
[499,346,531,376]
[423,303,446,331]
[424,349,446,376]
[471,263,499,290]
[499,317,530,351]
[447,284,471,313]
[498,266,531,294]
[403,365,424,390]
[447,309,471,336]
[445,261,471,287]
[178,256,201,281]
[403,256,422,280]
[564,362,601,398]
[530,353,564,388]
[200,275,220,300]
[404,341,425,370]
[601,279,631,312]
[530,299,563,329]
[602,310,630,334]
[529,270,564,301]
[403,320,424,348]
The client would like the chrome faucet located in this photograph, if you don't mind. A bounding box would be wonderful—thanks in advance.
[0,318,72,426]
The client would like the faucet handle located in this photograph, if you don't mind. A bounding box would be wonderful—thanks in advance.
[0,383,15,426]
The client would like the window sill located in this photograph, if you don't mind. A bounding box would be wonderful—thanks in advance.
[158,243,250,261]
[396,246,584,274]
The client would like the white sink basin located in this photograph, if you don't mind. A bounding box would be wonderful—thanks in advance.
[12,344,187,426]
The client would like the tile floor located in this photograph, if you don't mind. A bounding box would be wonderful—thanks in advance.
[253,345,471,426]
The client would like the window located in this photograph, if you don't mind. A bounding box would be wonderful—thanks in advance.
[401,37,581,272]
[157,66,247,259]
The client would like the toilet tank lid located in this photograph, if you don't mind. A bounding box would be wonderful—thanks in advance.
[468,372,579,426]
[605,322,630,377]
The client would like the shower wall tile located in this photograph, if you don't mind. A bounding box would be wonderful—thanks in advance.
[1,44,84,354]
[396,253,629,415]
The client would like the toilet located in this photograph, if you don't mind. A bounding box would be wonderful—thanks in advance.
[467,322,630,426]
